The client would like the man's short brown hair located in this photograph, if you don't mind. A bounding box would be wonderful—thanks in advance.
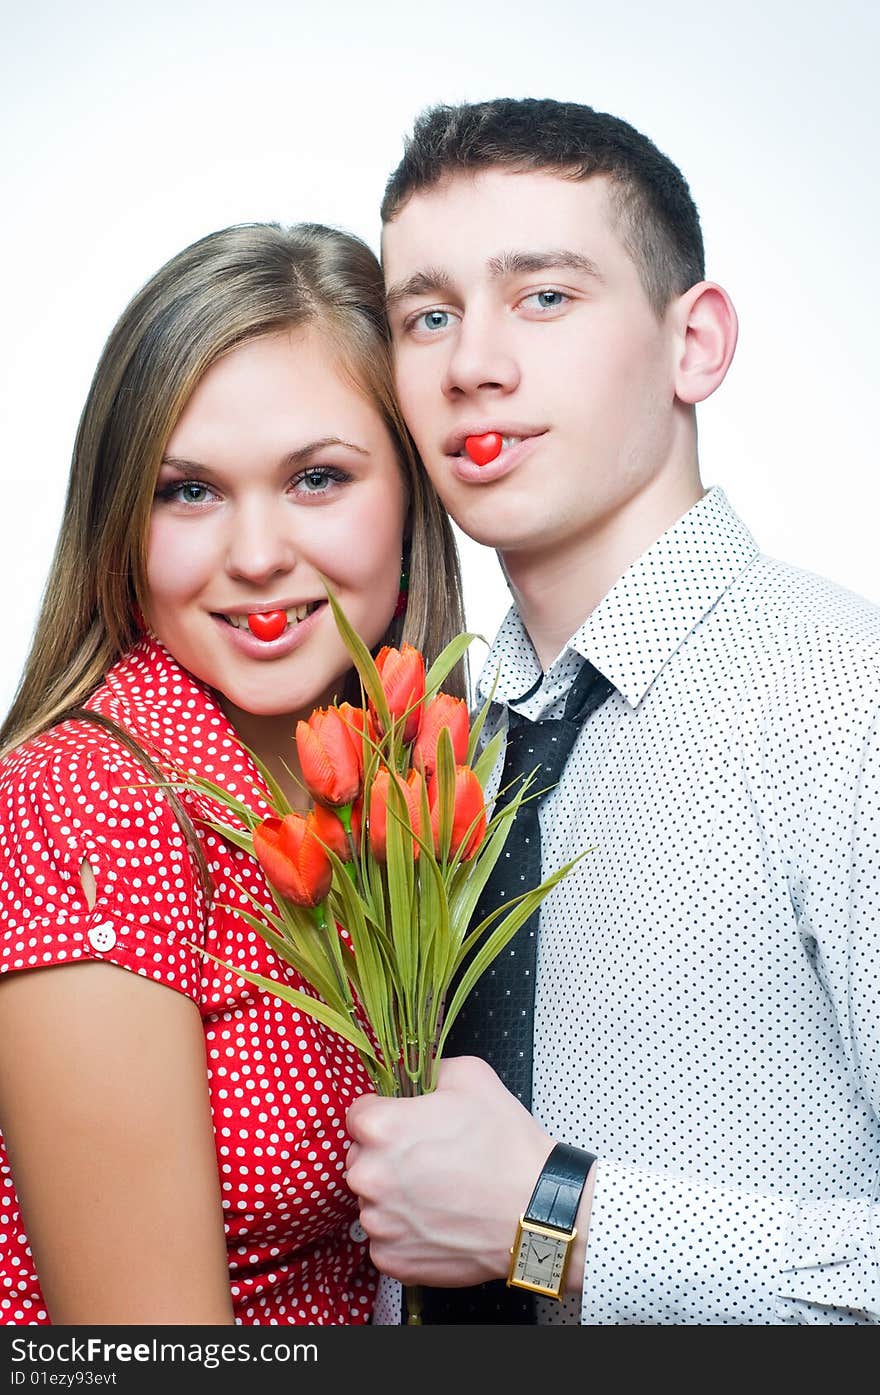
[382,98,705,316]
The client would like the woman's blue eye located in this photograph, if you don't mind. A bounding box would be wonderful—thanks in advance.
[293,467,349,495]
[300,469,333,491]
[179,481,210,503]
[156,479,214,505]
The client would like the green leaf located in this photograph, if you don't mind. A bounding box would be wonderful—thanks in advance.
[319,574,391,733]
[466,662,501,766]
[191,942,381,1063]
[471,727,505,791]
[445,801,522,965]
[215,902,344,1009]
[239,742,294,813]
[202,820,256,857]
[181,775,259,825]
[325,850,398,1061]
[424,633,482,700]
[438,855,589,1055]
[384,776,416,1021]
[434,727,455,863]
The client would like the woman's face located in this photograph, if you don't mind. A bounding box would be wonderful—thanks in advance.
[145,326,407,724]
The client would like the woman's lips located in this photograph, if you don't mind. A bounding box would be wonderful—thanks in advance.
[212,600,327,659]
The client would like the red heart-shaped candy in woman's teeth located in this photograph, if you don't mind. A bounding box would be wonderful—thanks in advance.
[464,432,503,466]
[247,610,287,641]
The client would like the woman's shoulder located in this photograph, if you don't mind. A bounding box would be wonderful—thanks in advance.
[1,708,155,808]
[0,697,209,991]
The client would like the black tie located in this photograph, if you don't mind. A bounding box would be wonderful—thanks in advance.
[419,659,615,1324]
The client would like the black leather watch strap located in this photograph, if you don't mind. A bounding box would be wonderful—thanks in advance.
[523,1142,597,1233]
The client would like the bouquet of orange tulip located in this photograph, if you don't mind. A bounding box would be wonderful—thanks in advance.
[186,588,586,1108]
[183,588,586,1320]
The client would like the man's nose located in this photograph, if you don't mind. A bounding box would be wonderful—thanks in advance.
[441,307,520,399]
[224,497,298,584]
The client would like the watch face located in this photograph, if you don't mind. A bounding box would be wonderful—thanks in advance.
[509,1222,569,1297]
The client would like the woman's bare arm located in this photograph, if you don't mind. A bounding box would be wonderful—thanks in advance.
[0,960,234,1324]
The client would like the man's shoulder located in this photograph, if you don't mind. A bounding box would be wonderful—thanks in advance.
[724,556,880,760]
[737,553,880,668]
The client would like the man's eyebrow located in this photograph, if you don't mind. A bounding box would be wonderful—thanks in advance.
[160,438,370,474]
[385,268,454,309]
[385,250,603,310]
[486,249,603,281]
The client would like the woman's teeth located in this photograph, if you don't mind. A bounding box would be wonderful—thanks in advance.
[223,603,318,629]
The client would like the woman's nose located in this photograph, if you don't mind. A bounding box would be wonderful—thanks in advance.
[224,497,298,585]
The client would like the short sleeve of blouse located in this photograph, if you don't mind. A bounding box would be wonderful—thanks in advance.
[0,723,207,1000]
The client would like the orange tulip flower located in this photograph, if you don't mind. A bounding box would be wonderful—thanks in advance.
[368,767,425,862]
[412,692,470,776]
[429,765,487,862]
[296,706,363,807]
[372,643,426,743]
[336,703,376,770]
[252,813,332,907]
[312,798,363,862]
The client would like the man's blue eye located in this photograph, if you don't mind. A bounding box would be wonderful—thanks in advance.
[533,291,565,309]
[421,310,450,331]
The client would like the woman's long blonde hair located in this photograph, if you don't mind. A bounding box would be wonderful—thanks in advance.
[1,223,466,757]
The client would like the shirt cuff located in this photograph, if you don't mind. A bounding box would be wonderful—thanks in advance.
[372,1273,402,1325]
[582,1159,793,1324]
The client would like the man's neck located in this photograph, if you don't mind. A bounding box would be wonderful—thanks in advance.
[502,471,705,671]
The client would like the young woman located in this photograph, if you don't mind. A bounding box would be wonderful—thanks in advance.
[0,223,466,1325]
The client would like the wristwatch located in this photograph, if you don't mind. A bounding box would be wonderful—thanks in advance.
[507,1142,597,1299]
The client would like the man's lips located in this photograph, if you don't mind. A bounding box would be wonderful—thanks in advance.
[447,432,545,485]
[443,424,547,457]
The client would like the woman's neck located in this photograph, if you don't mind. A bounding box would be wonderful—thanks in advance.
[218,702,310,812]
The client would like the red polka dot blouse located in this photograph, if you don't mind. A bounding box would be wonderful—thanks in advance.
[0,637,377,1325]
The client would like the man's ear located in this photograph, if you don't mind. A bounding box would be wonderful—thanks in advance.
[670,281,738,405]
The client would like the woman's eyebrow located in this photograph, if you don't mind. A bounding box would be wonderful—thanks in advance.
[160,438,370,475]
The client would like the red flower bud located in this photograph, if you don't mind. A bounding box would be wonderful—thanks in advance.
[429,765,487,862]
[371,643,426,743]
[368,767,425,862]
[412,692,470,777]
[296,706,363,807]
[312,798,363,862]
[253,813,332,907]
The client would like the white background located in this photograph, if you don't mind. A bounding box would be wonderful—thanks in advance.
[2,0,878,720]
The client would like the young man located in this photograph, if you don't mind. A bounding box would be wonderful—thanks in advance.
[345,98,880,1324]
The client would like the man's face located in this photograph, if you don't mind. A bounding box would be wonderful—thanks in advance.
[383,169,681,560]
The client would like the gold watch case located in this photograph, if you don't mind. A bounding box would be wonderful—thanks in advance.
[507,1216,576,1299]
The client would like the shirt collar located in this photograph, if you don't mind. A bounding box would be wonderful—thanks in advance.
[478,487,760,712]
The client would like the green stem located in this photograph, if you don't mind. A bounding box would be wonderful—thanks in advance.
[405,1283,424,1325]
[312,901,354,1010]
[336,802,362,889]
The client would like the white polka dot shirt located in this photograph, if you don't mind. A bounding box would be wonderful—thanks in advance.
[375,484,880,1325]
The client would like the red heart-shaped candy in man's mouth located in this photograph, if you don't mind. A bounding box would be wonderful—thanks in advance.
[464,433,503,466]
[247,611,287,641]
